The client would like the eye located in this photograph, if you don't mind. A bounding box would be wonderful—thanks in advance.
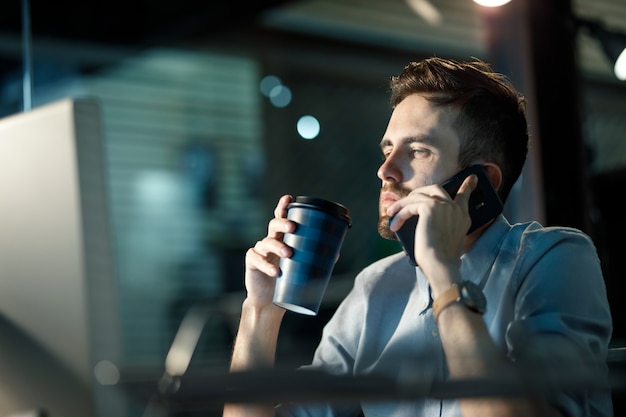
[410,147,431,158]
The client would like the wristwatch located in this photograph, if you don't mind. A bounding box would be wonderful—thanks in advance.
[432,281,486,322]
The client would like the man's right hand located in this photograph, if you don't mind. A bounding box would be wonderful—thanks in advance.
[224,195,296,417]
[243,194,295,308]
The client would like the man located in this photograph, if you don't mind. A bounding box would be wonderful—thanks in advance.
[223,57,613,417]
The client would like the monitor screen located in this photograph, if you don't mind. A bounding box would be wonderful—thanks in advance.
[0,98,120,417]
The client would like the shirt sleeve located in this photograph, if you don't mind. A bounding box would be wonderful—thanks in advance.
[506,226,613,417]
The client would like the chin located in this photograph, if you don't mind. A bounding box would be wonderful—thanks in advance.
[378,215,397,240]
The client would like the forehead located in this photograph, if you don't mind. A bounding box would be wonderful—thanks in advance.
[382,94,460,150]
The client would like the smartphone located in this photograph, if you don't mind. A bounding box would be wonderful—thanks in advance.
[391,164,503,266]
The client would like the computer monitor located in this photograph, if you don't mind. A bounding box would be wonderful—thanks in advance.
[0,98,121,417]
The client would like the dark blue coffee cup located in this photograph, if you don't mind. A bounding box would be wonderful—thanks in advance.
[273,196,352,315]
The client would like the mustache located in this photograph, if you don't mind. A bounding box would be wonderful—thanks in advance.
[381,183,412,197]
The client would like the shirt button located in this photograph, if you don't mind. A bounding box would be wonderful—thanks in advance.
[431,329,439,337]
[421,301,428,309]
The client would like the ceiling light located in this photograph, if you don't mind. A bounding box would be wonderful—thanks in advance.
[615,50,626,80]
[473,0,512,7]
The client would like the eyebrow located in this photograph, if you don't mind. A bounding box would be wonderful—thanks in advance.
[379,135,433,149]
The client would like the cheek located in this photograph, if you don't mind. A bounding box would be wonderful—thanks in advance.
[406,169,437,189]
[417,162,460,188]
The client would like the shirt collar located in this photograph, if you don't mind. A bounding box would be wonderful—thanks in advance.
[459,214,511,286]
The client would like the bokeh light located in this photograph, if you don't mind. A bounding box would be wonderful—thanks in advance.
[297,115,320,140]
[269,85,292,108]
[259,75,282,97]
[94,360,120,385]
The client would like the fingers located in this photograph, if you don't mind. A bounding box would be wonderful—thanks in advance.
[246,244,280,277]
[274,194,293,219]
[247,232,294,274]
[386,185,445,231]
[268,194,295,238]
[387,199,420,231]
[454,174,478,207]
[255,234,292,262]
[247,195,296,275]
[386,175,477,231]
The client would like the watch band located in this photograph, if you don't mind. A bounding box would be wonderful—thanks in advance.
[432,283,461,322]
[433,281,487,322]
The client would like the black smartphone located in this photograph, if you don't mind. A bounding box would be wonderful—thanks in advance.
[391,164,503,266]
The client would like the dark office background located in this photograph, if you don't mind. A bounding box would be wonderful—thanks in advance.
[0,0,625,416]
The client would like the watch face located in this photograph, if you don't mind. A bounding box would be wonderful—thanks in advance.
[460,281,487,314]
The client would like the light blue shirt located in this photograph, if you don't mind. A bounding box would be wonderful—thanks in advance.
[277,215,613,417]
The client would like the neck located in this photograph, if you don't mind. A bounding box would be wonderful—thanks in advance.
[463,219,495,253]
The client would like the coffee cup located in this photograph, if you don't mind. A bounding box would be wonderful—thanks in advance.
[273,196,352,315]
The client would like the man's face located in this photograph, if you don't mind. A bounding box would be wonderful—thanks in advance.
[377,94,461,239]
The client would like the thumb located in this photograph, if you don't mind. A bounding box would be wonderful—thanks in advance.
[455,174,478,208]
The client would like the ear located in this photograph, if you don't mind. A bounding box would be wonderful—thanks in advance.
[481,163,503,192]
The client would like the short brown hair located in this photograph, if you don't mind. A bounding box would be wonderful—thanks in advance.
[389,57,529,203]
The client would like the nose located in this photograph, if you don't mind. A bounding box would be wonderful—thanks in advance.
[377,152,402,183]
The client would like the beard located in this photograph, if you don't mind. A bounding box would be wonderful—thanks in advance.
[378,215,396,240]
[377,183,412,240]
